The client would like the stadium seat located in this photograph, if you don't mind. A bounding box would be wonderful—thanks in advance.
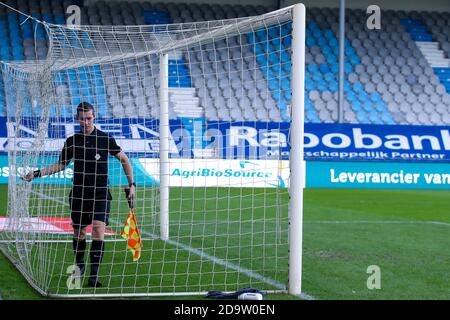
[0,1,449,125]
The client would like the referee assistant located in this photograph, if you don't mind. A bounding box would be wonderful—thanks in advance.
[24,102,135,288]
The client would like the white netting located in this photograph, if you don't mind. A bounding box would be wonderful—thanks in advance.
[0,5,302,297]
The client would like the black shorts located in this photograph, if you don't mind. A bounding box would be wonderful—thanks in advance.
[69,190,111,229]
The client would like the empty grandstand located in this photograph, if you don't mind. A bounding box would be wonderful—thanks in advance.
[0,0,449,124]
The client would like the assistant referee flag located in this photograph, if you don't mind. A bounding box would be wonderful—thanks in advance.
[121,187,143,261]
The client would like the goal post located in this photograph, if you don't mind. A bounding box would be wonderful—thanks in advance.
[289,3,306,296]
[0,4,306,298]
[159,53,170,241]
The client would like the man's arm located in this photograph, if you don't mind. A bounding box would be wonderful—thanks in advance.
[114,151,135,201]
[23,163,67,182]
[23,137,73,182]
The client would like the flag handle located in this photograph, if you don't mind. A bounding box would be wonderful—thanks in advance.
[124,187,133,209]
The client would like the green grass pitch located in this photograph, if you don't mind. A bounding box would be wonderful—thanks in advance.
[0,184,449,300]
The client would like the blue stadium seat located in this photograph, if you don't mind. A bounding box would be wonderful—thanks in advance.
[42,14,54,24]
[369,111,381,123]
[330,62,339,73]
[254,44,265,56]
[282,62,292,73]
[307,63,318,73]
[318,80,328,91]
[284,90,292,101]
[401,19,434,41]
[256,56,267,69]
[305,36,315,47]
[312,71,323,82]
[280,51,290,63]
[381,112,395,124]
[343,81,352,92]
[356,110,369,123]
[358,91,369,103]
[268,78,279,91]
[268,52,278,64]
[305,80,316,91]
[362,101,373,112]
[144,10,171,24]
[328,81,338,92]
[346,91,356,103]
[54,15,66,25]
[246,33,255,45]
[319,63,330,73]
[271,38,282,51]
[370,92,382,103]
[353,82,364,93]
[352,100,362,112]
[312,29,322,39]
[271,64,282,74]
[281,78,290,91]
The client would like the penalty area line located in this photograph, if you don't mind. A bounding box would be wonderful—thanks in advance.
[305,220,450,227]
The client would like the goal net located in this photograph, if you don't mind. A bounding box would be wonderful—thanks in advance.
[0,4,305,298]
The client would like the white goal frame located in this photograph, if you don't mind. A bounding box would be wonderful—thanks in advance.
[0,3,306,298]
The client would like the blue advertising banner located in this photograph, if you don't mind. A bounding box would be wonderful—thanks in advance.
[0,117,449,162]
[307,161,450,189]
[0,155,156,186]
[304,123,450,162]
[1,155,448,189]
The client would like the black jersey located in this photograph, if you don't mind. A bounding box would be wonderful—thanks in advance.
[59,127,121,198]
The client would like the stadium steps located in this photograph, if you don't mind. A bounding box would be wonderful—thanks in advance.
[416,42,450,67]
[402,19,450,94]
[417,43,450,93]
[169,88,202,118]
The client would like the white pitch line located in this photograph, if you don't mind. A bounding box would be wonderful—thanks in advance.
[30,190,318,300]
[31,190,67,206]
[305,220,450,227]
[173,219,450,227]
[28,192,450,231]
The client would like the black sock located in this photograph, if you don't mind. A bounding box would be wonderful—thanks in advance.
[90,240,104,277]
[72,238,86,266]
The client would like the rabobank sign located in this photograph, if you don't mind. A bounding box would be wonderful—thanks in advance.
[304,123,450,161]
[0,117,449,162]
